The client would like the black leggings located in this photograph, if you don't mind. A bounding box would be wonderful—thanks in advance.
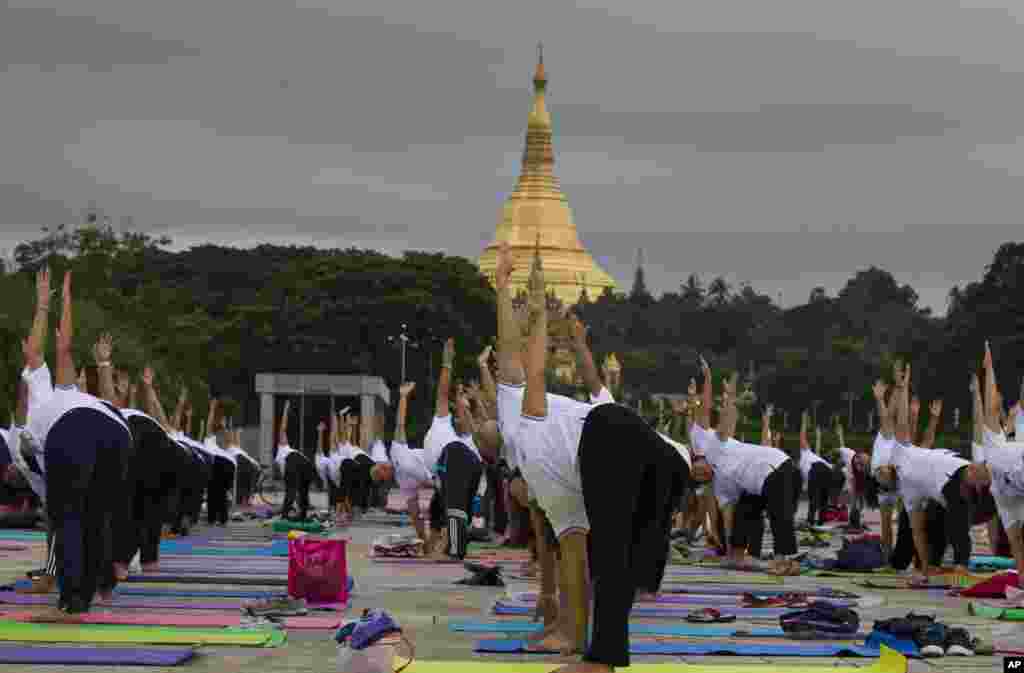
[891,467,973,568]
[46,408,132,614]
[281,453,316,520]
[438,442,483,559]
[206,457,235,525]
[340,455,374,511]
[579,403,690,669]
[730,460,799,559]
[806,462,833,525]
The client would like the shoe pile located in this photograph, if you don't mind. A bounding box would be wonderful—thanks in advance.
[743,592,811,608]
[872,613,986,657]
[372,534,425,558]
[779,601,860,638]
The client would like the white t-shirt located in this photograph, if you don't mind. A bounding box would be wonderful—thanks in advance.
[347,442,369,461]
[315,452,337,486]
[423,415,481,468]
[798,448,831,481]
[688,423,719,459]
[496,382,597,474]
[390,440,434,499]
[978,437,1024,529]
[870,433,896,475]
[21,364,54,422]
[893,443,968,512]
[204,436,237,465]
[26,386,131,452]
[706,438,789,507]
[1015,404,1024,440]
[370,439,389,463]
[838,447,856,495]
[275,444,296,472]
[6,425,46,501]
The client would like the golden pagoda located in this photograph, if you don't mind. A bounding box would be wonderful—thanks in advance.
[479,46,618,305]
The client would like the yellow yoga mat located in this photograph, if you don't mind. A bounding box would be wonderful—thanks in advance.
[400,644,906,673]
[0,622,284,647]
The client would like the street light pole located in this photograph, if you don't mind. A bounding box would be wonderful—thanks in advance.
[388,324,418,385]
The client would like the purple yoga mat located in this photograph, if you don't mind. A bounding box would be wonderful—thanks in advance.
[494,603,792,618]
[0,645,195,666]
[0,592,344,610]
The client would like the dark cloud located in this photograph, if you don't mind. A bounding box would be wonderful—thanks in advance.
[0,5,198,71]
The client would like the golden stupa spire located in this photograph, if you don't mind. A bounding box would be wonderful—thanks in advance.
[477,46,618,306]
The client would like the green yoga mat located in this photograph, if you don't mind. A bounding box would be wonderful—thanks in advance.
[0,622,286,647]
[969,602,1024,620]
[271,520,324,534]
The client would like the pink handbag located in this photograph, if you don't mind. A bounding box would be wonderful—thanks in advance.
[288,537,348,604]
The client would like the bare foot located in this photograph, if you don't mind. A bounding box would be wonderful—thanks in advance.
[28,607,82,624]
[113,562,129,579]
[96,590,114,603]
[526,629,576,655]
[141,562,159,573]
[526,621,559,642]
[17,576,55,594]
[636,592,658,602]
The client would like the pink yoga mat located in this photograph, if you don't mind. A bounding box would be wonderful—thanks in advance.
[0,610,341,629]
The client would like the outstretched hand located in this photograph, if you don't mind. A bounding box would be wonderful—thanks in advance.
[930,399,943,417]
[142,366,155,387]
[872,380,887,401]
[477,345,492,367]
[93,333,113,364]
[495,241,515,287]
[35,267,51,310]
[399,382,416,397]
[569,313,587,344]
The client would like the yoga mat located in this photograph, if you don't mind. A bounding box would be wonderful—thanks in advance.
[125,574,287,586]
[449,620,870,638]
[0,622,285,647]
[0,645,195,666]
[493,603,792,618]
[12,580,277,598]
[0,611,342,630]
[156,545,285,557]
[0,592,344,611]
[659,583,832,595]
[505,591,859,608]
[969,601,1024,620]
[475,638,881,656]
[271,520,324,533]
[970,555,1015,571]
[385,646,907,673]
[855,577,961,590]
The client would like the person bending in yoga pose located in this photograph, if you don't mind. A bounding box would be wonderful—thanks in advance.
[370,382,436,548]
[275,400,315,522]
[494,241,691,672]
[797,411,835,527]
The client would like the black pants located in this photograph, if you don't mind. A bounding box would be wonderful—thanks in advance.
[438,442,483,559]
[340,454,375,511]
[890,467,973,568]
[730,460,799,559]
[46,408,131,614]
[806,462,833,525]
[206,456,235,525]
[281,453,315,521]
[429,489,444,531]
[485,464,508,535]
[579,403,690,669]
[234,459,257,505]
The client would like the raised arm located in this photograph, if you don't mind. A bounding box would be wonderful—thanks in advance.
[909,395,921,445]
[522,245,548,419]
[142,367,172,430]
[920,399,942,449]
[395,382,414,443]
[971,373,983,445]
[329,407,339,448]
[476,346,497,417]
[455,384,478,437]
[761,404,773,446]
[278,399,290,446]
[873,380,891,438]
[984,341,1001,434]
[172,386,188,433]
[316,421,326,455]
[205,396,220,440]
[716,375,737,443]
[54,272,76,388]
[569,314,602,398]
[25,268,50,372]
[93,333,117,404]
[494,242,525,385]
[893,363,910,444]
[436,338,454,418]
[700,357,713,428]
[799,411,810,450]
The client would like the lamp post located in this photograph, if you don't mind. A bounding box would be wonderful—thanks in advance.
[843,392,855,430]
[387,324,419,384]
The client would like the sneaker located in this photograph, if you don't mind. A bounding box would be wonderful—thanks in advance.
[244,596,308,617]
[915,622,947,658]
[944,627,974,656]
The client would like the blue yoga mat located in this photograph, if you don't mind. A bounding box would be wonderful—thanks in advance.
[475,639,881,656]
[865,631,920,657]
[451,621,783,636]
[969,555,1015,571]
[493,604,790,618]
[0,645,195,665]
[157,545,286,557]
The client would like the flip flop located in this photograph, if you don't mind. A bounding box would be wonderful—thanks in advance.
[685,608,736,623]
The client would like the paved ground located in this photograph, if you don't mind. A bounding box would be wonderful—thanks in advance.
[0,494,1016,672]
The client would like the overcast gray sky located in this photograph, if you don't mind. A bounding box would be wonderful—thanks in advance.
[3,1,1024,314]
